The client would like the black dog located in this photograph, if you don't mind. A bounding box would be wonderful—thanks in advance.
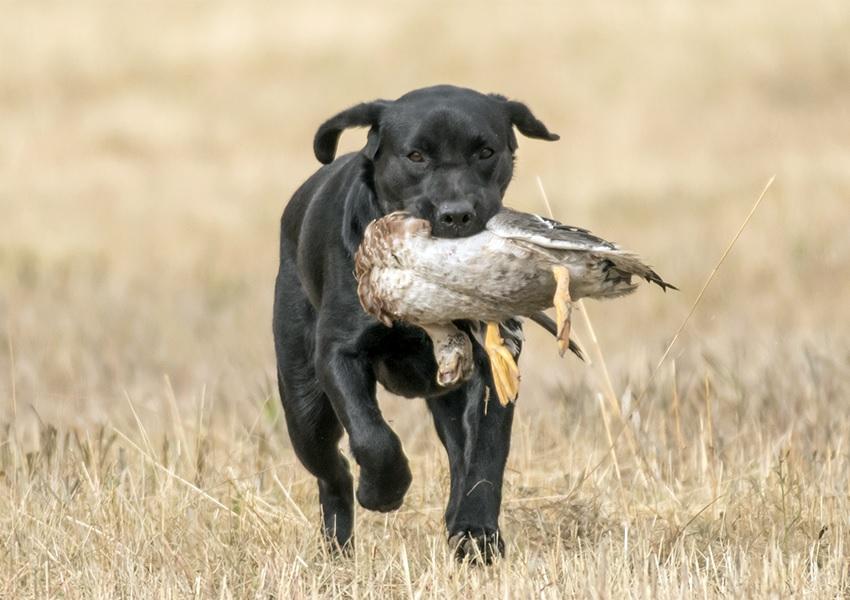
[273,85,559,562]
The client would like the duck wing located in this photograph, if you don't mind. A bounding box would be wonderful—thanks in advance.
[487,208,677,292]
[486,208,618,252]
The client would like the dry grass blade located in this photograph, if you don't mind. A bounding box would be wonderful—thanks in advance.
[272,473,312,526]
[111,427,236,516]
[586,175,776,479]
[163,374,192,470]
[595,392,624,485]
[123,390,155,459]
[536,175,648,481]
[661,494,725,563]
[6,318,16,421]
[646,175,776,389]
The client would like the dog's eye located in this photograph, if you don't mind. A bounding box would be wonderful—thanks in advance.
[407,151,425,163]
[479,147,495,159]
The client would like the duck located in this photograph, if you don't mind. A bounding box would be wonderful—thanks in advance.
[354,207,676,406]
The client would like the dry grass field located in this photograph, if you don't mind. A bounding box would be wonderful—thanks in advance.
[2,1,850,597]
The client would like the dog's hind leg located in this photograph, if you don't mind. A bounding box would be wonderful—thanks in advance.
[278,372,354,550]
[274,266,354,550]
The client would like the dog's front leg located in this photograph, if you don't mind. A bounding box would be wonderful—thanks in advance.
[427,320,522,563]
[449,380,514,562]
[429,375,514,564]
[316,341,412,513]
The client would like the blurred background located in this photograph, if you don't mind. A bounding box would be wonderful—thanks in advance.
[3,2,850,594]
[1,1,848,461]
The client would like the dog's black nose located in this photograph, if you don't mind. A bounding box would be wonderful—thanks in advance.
[434,201,478,238]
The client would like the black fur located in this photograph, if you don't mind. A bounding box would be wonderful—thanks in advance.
[273,85,558,563]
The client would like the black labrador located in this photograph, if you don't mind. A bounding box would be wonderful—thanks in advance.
[273,85,559,562]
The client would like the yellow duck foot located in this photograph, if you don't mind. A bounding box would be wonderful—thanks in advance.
[485,322,520,406]
[552,265,573,357]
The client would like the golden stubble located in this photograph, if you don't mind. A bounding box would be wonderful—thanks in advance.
[1,1,850,597]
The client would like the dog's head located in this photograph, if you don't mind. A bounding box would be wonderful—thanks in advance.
[314,85,559,239]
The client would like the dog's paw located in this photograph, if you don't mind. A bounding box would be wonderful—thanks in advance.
[449,529,505,564]
[321,532,355,557]
[319,490,355,552]
[435,332,473,387]
[356,460,412,513]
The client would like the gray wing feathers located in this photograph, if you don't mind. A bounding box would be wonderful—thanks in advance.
[489,208,677,292]
[487,208,617,252]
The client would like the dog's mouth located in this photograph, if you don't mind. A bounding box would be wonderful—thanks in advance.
[394,194,497,239]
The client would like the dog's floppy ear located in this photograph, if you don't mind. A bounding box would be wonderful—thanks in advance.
[313,100,389,164]
[490,94,559,150]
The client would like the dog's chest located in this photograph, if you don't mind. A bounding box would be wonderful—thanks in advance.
[368,324,470,399]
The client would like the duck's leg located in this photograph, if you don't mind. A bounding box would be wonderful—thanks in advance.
[484,322,520,406]
[552,265,573,357]
[422,324,474,387]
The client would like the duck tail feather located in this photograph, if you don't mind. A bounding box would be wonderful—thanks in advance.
[644,267,679,292]
[607,252,677,294]
[528,311,585,361]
